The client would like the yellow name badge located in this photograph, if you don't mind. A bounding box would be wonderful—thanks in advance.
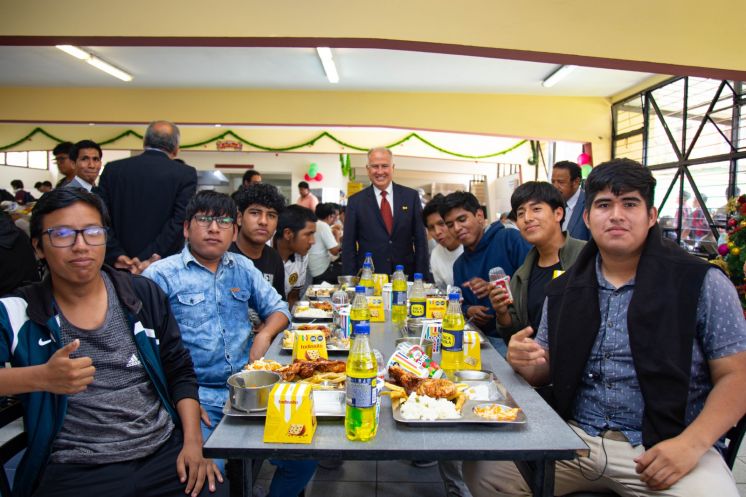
[463,330,482,370]
[264,383,317,444]
[552,270,565,279]
[366,296,385,322]
[292,331,328,361]
[426,297,447,319]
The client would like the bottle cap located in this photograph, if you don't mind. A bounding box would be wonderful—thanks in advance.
[365,252,373,257]
[355,285,365,293]
[448,292,460,300]
[354,322,370,335]
[414,273,423,280]
[395,265,404,271]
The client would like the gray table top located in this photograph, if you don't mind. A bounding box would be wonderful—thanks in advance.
[204,322,588,461]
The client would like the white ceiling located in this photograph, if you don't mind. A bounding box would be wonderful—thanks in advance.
[0,46,656,97]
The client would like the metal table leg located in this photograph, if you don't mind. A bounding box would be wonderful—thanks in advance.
[516,459,555,497]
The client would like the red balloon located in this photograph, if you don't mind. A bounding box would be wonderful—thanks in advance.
[577,153,591,166]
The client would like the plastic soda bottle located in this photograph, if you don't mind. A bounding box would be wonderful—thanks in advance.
[372,349,385,427]
[332,289,351,338]
[391,265,408,325]
[440,292,465,375]
[363,252,375,273]
[350,285,370,334]
[359,262,374,296]
[345,323,378,441]
[408,272,426,319]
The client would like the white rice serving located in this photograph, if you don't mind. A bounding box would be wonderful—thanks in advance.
[399,392,461,420]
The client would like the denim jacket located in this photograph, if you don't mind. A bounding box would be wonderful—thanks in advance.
[144,246,290,407]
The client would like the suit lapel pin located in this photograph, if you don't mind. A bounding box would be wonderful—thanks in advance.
[402,205,408,211]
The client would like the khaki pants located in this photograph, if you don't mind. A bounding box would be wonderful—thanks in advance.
[463,424,738,497]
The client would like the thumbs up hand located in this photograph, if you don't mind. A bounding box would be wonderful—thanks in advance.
[43,339,96,394]
[506,327,546,368]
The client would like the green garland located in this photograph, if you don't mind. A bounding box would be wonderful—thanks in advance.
[0,127,527,160]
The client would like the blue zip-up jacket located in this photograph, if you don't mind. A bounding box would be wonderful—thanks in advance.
[0,265,199,497]
[452,221,532,336]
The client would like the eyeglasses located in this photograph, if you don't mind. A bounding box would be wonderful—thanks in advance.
[43,226,108,247]
[193,215,235,229]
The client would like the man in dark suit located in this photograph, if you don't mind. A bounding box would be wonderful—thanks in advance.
[342,147,429,278]
[551,160,591,241]
[98,120,197,273]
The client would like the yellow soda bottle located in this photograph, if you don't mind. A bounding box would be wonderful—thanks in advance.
[391,265,408,325]
[440,292,465,376]
[345,322,378,441]
[350,286,370,334]
[408,273,427,319]
[359,262,374,296]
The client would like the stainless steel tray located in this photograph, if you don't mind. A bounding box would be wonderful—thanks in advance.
[304,285,338,300]
[223,389,345,419]
[291,302,334,322]
[391,371,526,425]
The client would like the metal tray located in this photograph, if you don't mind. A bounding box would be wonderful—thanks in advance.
[223,389,345,419]
[391,371,526,425]
[291,302,333,322]
[304,284,338,300]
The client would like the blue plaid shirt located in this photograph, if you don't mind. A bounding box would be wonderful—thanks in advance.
[537,256,746,446]
[144,246,290,408]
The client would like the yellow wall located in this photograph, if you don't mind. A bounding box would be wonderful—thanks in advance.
[3,0,743,75]
[0,87,611,159]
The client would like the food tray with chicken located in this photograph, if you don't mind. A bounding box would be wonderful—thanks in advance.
[304,284,338,300]
[280,324,350,352]
[292,301,333,321]
[223,390,345,418]
[386,366,526,425]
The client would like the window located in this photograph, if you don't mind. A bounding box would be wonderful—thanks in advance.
[0,150,49,170]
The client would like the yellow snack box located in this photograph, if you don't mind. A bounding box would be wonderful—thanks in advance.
[263,383,317,444]
[426,297,447,319]
[463,330,482,370]
[366,296,385,322]
[292,330,328,361]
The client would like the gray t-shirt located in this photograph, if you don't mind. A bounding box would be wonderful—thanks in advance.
[51,272,174,464]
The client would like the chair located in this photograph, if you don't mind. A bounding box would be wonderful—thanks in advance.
[562,415,746,497]
[0,397,26,497]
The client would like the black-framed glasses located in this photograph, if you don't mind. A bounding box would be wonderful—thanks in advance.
[43,226,108,247]
[193,215,235,229]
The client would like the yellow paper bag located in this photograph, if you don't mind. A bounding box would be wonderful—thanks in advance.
[366,296,385,322]
[463,331,482,370]
[292,330,328,361]
[264,383,317,444]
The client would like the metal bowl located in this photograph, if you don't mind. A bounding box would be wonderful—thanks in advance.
[227,370,281,412]
[454,370,493,382]
[401,317,426,338]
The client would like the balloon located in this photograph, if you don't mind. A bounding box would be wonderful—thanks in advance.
[308,163,318,177]
[581,165,592,179]
[577,153,591,166]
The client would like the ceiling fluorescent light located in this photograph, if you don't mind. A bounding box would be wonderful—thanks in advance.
[56,45,89,60]
[56,45,133,82]
[542,65,576,88]
[86,56,133,82]
[316,47,339,84]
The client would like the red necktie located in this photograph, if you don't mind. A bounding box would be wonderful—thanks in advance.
[380,191,393,235]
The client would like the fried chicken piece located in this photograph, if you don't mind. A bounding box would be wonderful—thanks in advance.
[279,359,346,381]
[388,365,457,399]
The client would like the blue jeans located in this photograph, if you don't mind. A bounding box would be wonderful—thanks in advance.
[486,335,508,357]
[201,403,317,497]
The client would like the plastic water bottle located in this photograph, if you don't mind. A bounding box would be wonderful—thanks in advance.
[408,273,426,319]
[332,289,350,338]
[363,252,375,273]
[359,262,374,296]
[391,265,408,325]
[345,323,378,441]
[488,266,513,303]
[373,349,385,427]
[441,292,465,376]
[350,286,370,334]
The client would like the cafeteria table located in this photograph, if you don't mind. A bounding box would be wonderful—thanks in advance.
[203,322,588,497]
